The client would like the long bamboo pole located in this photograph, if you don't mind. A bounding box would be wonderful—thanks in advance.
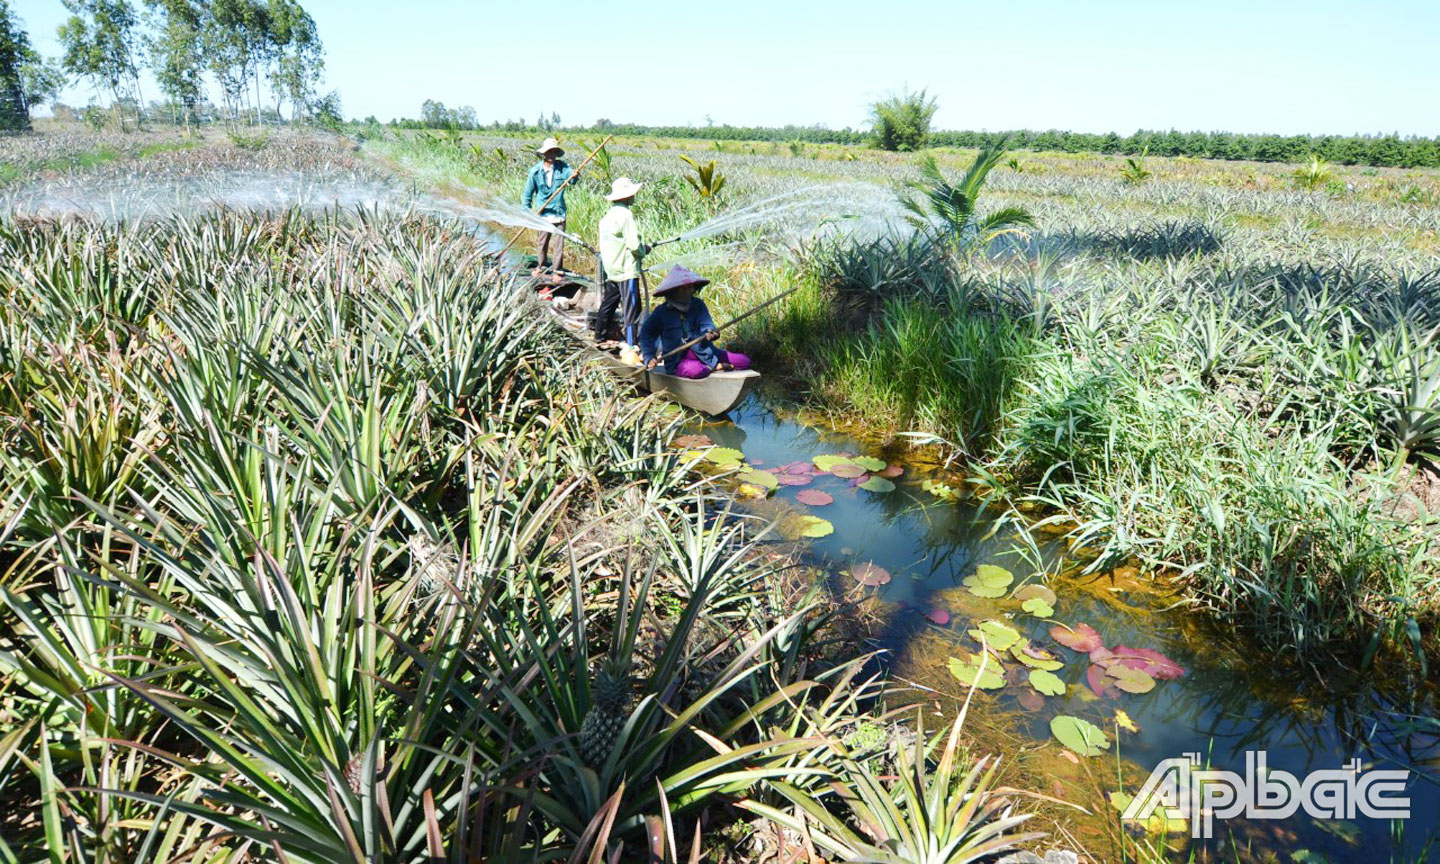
[500,134,614,260]
[652,285,800,365]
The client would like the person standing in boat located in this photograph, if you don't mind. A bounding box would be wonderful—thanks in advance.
[522,138,574,280]
[595,177,649,349]
[640,266,752,379]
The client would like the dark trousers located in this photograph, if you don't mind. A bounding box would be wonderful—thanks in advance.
[536,219,565,271]
[594,278,640,343]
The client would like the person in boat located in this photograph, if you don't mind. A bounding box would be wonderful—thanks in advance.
[522,138,575,280]
[595,177,649,349]
[640,266,752,378]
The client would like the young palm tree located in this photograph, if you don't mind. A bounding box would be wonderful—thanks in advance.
[901,145,1035,259]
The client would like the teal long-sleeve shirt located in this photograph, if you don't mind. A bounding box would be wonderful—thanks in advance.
[522,160,573,219]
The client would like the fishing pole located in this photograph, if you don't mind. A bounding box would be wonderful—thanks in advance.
[651,285,801,365]
[499,134,614,259]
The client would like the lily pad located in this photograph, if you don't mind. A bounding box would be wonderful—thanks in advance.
[921,478,961,500]
[1086,664,1120,699]
[794,489,833,506]
[1012,584,1057,606]
[1017,688,1045,712]
[778,461,815,475]
[967,620,1021,651]
[1021,597,1055,618]
[680,449,709,462]
[831,462,868,479]
[738,470,779,489]
[673,434,713,448]
[1029,668,1067,696]
[736,483,768,499]
[877,464,905,478]
[1109,646,1185,680]
[1050,622,1103,654]
[1010,642,1064,671]
[850,562,892,587]
[859,476,896,492]
[704,447,745,467]
[964,582,1009,598]
[1105,664,1157,694]
[776,473,812,486]
[947,656,1005,690]
[925,608,951,625]
[1049,714,1110,757]
[851,456,887,472]
[812,455,855,472]
[794,516,833,538]
[973,565,1015,588]
[847,474,870,487]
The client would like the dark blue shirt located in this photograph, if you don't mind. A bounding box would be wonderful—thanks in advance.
[639,298,720,374]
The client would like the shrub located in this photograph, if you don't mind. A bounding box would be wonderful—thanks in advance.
[869,87,938,152]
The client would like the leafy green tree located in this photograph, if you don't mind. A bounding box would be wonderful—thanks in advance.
[19,52,67,115]
[266,0,321,121]
[208,0,270,124]
[0,0,33,130]
[144,0,204,129]
[869,87,938,152]
[57,0,142,130]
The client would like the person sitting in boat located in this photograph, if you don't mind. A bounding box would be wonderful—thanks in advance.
[640,266,752,378]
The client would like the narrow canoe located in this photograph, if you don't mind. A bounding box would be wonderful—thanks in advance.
[535,274,760,417]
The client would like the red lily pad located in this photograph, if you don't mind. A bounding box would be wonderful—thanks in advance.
[1086,664,1120,699]
[848,474,870,487]
[877,464,905,478]
[1089,645,1116,665]
[776,473,812,486]
[778,461,815,475]
[1051,623,1104,654]
[795,489,833,506]
[850,562,892,586]
[1110,646,1185,680]
[1017,688,1045,712]
[925,608,951,625]
[673,434,713,448]
[831,463,868,479]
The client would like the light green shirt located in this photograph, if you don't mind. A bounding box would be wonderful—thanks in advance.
[598,204,641,280]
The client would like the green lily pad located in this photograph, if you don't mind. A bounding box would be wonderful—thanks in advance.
[1050,715,1110,757]
[947,656,1005,690]
[704,447,745,466]
[1021,597,1055,618]
[974,565,1015,588]
[1106,665,1156,694]
[831,462,868,479]
[967,620,1021,651]
[1028,668,1066,696]
[813,455,856,472]
[795,516,833,538]
[738,470,779,489]
[921,478,961,500]
[1010,642,1065,671]
[964,582,1009,598]
[858,476,896,492]
[851,456,887,472]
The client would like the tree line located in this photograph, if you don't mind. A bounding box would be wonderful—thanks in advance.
[0,0,330,132]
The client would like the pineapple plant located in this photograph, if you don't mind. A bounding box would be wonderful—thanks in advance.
[580,655,633,767]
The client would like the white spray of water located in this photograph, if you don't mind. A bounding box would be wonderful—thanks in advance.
[662,182,907,246]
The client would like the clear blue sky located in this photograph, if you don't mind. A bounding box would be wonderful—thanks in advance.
[15,0,1440,136]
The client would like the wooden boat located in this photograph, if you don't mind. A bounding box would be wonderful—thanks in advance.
[531,272,761,417]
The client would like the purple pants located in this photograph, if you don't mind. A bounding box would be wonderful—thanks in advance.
[674,348,751,379]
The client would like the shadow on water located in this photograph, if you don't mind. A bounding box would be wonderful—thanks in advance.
[699,394,1440,862]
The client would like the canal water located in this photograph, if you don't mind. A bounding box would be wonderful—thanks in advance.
[695,394,1440,863]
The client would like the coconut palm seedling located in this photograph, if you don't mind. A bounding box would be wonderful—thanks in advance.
[900,145,1035,261]
[1293,154,1332,191]
[679,154,727,201]
[1119,147,1152,184]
